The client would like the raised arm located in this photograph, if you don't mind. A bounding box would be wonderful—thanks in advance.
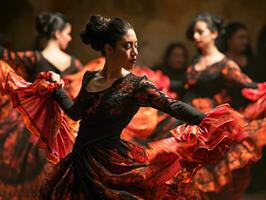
[134,76,205,125]
[50,71,90,121]
[53,88,81,121]
[222,60,258,89]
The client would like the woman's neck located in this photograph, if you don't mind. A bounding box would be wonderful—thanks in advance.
[195,43,225,70]
[100,61,128,80]
[42,40,62,54]
[200,43,219,57]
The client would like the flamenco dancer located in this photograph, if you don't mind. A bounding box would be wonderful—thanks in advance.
[0,15,246,199]
[0,12,82,199]
[181,12,266,200]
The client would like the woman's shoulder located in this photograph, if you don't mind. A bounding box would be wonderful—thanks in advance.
[130,72,148,83]
[223,57,241,70]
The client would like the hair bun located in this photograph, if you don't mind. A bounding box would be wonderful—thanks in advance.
[35,12,67,38]
[80,15,110,50]
[36,12,54,37]
[80,15,132,55]
[211,14,224,33]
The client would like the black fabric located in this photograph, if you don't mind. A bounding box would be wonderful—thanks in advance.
[53,71,205,149]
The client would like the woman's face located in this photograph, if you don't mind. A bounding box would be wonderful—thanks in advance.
[167,47,186,70]
[111,29,138,70]
[55,23,72,50]
[192,21,217,49]
[227,28,248,53]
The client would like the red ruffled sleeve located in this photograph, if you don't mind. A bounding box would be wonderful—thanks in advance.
[171,104,246,165]
[0,60,78,164]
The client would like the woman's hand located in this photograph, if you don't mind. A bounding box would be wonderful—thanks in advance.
[49,71,65,87]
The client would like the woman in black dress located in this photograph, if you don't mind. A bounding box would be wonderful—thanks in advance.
[26,15,245,199]
[182,12,265,200]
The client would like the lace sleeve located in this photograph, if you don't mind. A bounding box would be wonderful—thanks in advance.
[134,76,205,125]
[222,60,257,89]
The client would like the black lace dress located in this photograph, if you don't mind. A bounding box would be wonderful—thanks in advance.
[40,71,205,200]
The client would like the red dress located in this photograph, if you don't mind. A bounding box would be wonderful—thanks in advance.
[0,47,82,199]
[184,57,266,199]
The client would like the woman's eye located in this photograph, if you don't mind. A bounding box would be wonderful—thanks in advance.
[194,29,203,35]
[124,43,132,49]
[198,30,204,34]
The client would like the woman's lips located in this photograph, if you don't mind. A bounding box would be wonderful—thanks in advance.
[129,59,137,64]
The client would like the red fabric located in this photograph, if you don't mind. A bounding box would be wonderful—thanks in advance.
[171,104,246,164]
[1,60,248,199]
[121,107,159,142]
[191,98,214,113]
[0,60,78,164]
[147,104,246,172]
[144,104,247,199]
[132,66,177,98]
[121,66,177,142]
[242,82,266,120]
[63,57,105,98]
[193,118,266,198]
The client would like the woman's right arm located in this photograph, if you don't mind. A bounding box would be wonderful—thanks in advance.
[50,71,84,121]
[53,88,81,121]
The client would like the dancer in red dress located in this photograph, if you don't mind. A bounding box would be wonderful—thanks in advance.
[182,12,266,200]
[0,12,82,199]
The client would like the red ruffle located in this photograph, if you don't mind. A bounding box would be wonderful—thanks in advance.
[242,82,266,120]
[193,118,266,197]
[171,104,246,164]
[146,104,246,183]
[0,61,78,164]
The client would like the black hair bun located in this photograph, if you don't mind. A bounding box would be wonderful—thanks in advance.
[35,12,67,38]
[80,15,110,51]
[36,12,55,37]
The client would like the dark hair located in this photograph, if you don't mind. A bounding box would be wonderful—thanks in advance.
[163,42,188,69]
[186,12,224,41]
[36,12,68,38]
[221,21,252,58]
[80,15,133,55]
[35,12,69,50]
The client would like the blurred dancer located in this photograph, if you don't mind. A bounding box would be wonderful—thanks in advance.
[153,42,188,97]
[0,12,82,199]
[183,12,266,200]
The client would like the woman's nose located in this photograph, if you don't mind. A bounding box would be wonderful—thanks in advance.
[193,32,199,40]
[132,47,138,56]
